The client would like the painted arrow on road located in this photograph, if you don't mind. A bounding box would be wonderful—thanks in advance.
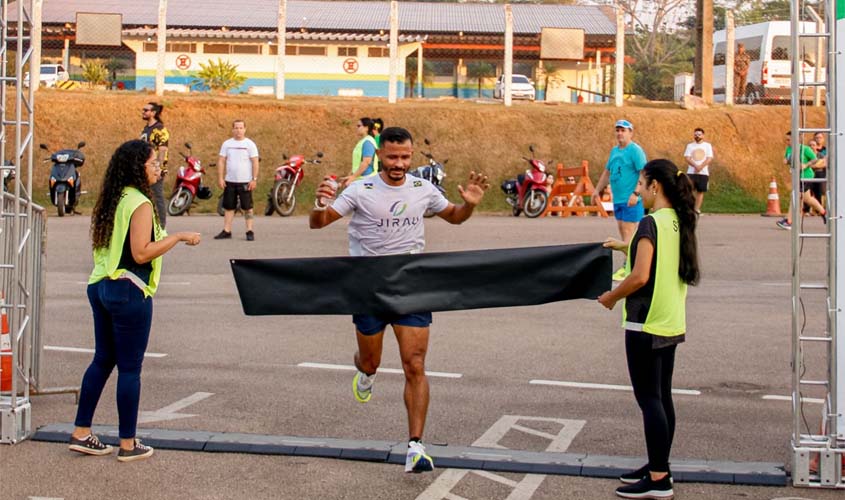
[139,392,214,423]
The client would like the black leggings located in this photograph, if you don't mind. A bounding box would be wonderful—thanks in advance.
[625,330,677,472]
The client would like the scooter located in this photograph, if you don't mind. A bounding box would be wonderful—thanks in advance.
[167,142,214,216]
[409,138,447,218]
[266,151,323,216]
[501,145,552,218]
[41,142,85,217]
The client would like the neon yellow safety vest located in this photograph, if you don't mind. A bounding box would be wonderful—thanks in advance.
[351,135,379,178]
[622,208,687,336]
[88,187,166,298]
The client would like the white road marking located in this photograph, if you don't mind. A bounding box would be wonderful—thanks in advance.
[417,415,585,500]
[530,379,701,396]
[45,345,167,358]
[297,361,462,378]
[139,392,214,423]
[763,395,825,404]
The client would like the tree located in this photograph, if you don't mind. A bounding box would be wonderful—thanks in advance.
[193,58,247,93]
[609,0,696,100]
[105,58,127,90]
[81,60,108,87]
[405,57,435,97]
[465,61,496,98]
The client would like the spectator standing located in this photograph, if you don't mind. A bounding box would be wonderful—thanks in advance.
[734,43,751,103]
[69,140,200,462]
[593,119,648,280]
[343,117,379,188]
[683,128,714,214]
[598,159,700,500]
[139,102,169,227]
[215,120,260,241]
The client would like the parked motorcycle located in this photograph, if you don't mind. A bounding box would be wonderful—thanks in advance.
[41,142,85,217]
[501,145,552,218]
[409,138,447,218]
[167,142,214,216]
[267,151,323,216]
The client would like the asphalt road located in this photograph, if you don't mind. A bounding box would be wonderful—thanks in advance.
[2,212,842,500]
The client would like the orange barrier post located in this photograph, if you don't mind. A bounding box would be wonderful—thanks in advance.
[764,176,782,217]
[544,161,608,218]
[1,293,11,392]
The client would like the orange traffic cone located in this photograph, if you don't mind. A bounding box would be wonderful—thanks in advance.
[0,293,11,392]
[764,176,782,217]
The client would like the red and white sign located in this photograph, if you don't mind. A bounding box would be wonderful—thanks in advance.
[175,54,192,70]
[343,58,359,74]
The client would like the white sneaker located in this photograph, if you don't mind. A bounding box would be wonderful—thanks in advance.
[405,441,435,473]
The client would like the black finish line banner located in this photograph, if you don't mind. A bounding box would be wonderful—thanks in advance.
[230,243,612,316]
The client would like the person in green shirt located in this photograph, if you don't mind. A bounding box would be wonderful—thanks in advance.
[777,131,826,230]
[598,159,700,500]
[343,117,379,188]
[69,140,200,463]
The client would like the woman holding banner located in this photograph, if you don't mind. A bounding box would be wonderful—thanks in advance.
[597,159,700,499]
[68,140,200,462]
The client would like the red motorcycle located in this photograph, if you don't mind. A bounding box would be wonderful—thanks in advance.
[501,145,553,218]
[267,151,323,216]
[167,142,214,216]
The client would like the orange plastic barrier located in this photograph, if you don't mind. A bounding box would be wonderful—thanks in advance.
[544,161,608,218]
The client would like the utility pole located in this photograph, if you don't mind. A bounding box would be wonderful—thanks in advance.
[694,0,713,103]
[155,0,167,96]
[275,0,286,100]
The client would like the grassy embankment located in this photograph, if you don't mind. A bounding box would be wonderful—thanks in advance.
[25,90,822,214]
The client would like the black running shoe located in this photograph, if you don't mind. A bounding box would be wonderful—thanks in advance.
[117,439,154,462]
[246,230,255,241]
[620,465,673,485]
[615,474,673,499]
[68,434,113,456]
[214,230,232,240]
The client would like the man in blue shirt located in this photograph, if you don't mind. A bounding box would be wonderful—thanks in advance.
[593,119,647,280]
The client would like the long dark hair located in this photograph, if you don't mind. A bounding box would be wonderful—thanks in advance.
[148,102,164,123]
[359,117,376,137]
[91,140,157,250]
[642,159,700,285]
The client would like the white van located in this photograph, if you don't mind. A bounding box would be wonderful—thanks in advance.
[713,21,824,104]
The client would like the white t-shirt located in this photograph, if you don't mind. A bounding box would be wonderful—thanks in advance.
[331,174,450,257]
[219,138,259,183]
[683,141,713,176]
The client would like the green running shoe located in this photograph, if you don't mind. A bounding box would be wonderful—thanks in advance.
[612,267,629,281]
[352,370,374,403]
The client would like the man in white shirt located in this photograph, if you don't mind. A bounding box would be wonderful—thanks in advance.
[215,120,260,241]
[683,128,714,214]
[309,126,489,474]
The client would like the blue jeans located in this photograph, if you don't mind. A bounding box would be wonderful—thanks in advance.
[75,279,153,439]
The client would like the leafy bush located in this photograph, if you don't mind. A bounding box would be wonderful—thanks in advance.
[193,58,247,93]
[81,60,108,86]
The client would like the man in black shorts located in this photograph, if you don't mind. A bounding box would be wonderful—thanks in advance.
[682,128,713,214]
[215,120,259,241]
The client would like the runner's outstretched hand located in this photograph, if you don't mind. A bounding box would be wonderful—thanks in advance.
[458,171,490,207]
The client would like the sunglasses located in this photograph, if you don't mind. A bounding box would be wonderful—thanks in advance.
[142,108,153,112]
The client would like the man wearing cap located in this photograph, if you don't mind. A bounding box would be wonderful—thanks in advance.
[593,119,647,280]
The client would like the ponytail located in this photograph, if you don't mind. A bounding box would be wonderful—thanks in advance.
[148,102,164,124]
[642,159,700,285]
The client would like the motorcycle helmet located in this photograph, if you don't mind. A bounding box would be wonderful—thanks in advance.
[197,185,213,200]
